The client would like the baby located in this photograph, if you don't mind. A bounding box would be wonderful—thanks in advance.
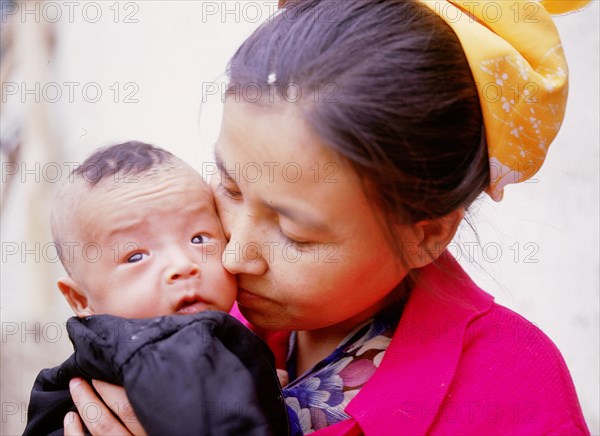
[24,141,293,436]
[51,141,236,319]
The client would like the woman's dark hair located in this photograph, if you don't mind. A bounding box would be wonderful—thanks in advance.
[226,0,489,250]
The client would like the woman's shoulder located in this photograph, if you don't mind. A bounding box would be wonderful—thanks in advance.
[344,292,591,435]
[358,255,590,435]
[413,253,578,370]
[465,301,567,359]
[427,256,586,418]
[461,301,578,389]
[443,301,590,433]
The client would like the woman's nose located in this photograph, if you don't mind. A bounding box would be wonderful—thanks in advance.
[165,259,200,284]
[221,215,268,276]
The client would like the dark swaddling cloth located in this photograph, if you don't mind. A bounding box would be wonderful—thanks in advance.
[24,311,290,436]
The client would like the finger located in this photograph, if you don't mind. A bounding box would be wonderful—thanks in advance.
[64,411,84,436]
[69,378,132,435]
[92,380,147,436]
[276,369,289,387]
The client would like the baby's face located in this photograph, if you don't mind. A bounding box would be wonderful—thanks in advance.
[62,165,236,318]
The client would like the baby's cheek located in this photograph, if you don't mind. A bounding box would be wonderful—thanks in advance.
[220,264,237,293]
[207,243,231,275]
[207,241,228,265]
[205,255,237,306]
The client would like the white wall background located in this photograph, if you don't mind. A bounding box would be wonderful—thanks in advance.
[1,1,598,434]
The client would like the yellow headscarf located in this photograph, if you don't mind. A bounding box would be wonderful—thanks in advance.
[420,0,591,200]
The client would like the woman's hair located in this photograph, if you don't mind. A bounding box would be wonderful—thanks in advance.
[226,0,489,246]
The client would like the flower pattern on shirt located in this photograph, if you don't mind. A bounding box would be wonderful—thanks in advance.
[283,302,403,434]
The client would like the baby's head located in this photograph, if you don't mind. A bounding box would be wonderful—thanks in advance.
[52,141,236,318]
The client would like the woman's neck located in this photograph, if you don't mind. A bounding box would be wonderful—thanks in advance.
[295,326,350,376]
[294,283,409,376]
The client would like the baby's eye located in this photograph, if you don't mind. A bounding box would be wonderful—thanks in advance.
[127,252,146,263]
[191,235,205,244]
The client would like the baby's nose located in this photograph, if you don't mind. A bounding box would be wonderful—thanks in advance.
[165,262,200,284]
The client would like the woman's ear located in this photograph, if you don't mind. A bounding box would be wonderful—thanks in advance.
[57,277,95,317]
[402,208,464,269]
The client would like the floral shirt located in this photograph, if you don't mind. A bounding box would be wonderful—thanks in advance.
[283,301,404,434]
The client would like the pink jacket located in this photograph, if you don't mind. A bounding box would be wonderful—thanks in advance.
[232,252,589,435]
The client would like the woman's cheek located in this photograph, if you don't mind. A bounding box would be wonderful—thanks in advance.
[277,254,329,295]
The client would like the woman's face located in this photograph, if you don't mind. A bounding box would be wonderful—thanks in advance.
[213,100,417,336]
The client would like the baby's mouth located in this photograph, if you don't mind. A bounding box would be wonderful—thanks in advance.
[175,296,208,315]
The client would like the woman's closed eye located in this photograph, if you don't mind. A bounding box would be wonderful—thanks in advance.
[217,180,242,200]
[278,228,314,249]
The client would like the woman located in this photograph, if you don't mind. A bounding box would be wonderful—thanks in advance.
[65,0,590,434]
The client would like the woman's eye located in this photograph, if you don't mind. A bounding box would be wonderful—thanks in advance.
[279,229,312,248]
[191,235,205,244]
[127,252,145,263]
[217,181,242,199]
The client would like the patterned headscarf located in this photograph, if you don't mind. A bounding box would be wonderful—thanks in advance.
[421,0,590,200]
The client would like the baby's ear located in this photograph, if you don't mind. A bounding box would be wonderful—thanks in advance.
[57,277,94,317]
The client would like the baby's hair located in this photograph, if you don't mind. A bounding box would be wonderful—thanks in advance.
[73,141,177,186]
[52,141,181,273]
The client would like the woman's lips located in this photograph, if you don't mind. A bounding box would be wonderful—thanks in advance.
[237,288,266,305]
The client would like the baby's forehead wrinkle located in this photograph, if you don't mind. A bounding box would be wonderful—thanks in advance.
[81,166,215,226]
[89,159,205,189]
[55,161,213,236]
[96,169,211,201]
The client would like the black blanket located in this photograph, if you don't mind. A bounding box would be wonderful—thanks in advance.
[24,311,290,436]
